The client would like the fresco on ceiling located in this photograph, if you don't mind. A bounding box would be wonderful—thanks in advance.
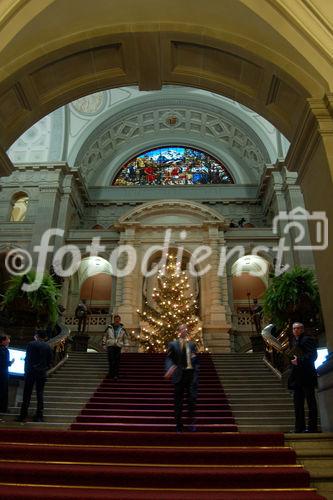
[113,147,234,186]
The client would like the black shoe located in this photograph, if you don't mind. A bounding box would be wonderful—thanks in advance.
[188,425,197,432]
[33,416,44,422]
[176,424,183,433]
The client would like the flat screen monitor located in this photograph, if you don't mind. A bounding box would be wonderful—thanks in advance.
[8,348,26,376]
[315,348,328,369]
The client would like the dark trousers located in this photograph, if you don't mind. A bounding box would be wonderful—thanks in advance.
[174,369,197,428]
[107,346,121,378]
[0,373,9,412]
[20,371,47,418]
[77,316,87,334]
[293,384,318,432]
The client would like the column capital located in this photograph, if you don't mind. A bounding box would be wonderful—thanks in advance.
[286,94,333,182]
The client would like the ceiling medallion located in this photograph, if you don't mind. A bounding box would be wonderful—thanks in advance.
[165,115,179,126]
[71,92,105,115]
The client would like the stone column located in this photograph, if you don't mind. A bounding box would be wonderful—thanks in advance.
[270,170,295,270]
[30,184,60,269]
[202,226,231,352]
[279,166,315,268]
[54,177,73,251]
[115,227,138,328]
[286,94,333,430]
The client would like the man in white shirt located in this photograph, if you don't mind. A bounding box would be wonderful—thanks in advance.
[165,324,199,432]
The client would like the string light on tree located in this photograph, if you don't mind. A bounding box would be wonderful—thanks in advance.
[134,253,204,352]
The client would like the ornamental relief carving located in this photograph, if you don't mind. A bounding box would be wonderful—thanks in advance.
[71,92,106,115]
[78,107,266,182]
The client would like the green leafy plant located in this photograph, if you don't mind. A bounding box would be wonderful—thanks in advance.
[263,266,320,329]
[2,270,61,326]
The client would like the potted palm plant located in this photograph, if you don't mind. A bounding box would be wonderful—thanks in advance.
[1,270,61,345]
[262,266,322,378]
[263,266,320,330]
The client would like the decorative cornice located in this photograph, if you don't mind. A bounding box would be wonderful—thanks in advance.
[118,199,227,226]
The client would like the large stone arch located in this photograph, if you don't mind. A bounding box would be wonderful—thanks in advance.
[118,199,228,226]
[1,0,333,427]
[0,1,331,155]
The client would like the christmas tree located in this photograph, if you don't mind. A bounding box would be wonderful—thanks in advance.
[135,253,204,352]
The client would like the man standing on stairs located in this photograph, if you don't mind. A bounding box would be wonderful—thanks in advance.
[288,322,319,433]
[17,330,53,422]
[75,299,88,335]
[102,315,129,380]
[164,323,199,432]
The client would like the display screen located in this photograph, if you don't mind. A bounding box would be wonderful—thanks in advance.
[315,348,328,369]
[8,348,26,376]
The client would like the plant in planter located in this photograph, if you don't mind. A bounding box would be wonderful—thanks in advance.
[2,270,61,329]
[262,266,322,377]
[263,266,321,330]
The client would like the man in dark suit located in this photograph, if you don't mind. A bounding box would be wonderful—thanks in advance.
[288,322,318,433]
[17,330,53,422]
[0,334,14,415]
[165,324,199,432]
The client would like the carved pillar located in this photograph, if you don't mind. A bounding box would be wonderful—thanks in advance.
[279,166,315,268]
[202,226,231,352]
[30,184,60,268]
[270,171,295,270]
[115,227,138,328]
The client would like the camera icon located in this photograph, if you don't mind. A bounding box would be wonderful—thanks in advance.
[272,207,328,251]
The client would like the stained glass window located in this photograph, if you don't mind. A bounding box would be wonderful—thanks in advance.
[112,146,234,186]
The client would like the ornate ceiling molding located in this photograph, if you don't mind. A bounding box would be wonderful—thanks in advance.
[75,98,271,186]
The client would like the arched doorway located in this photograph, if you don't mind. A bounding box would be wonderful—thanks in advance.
[231,254,270,351]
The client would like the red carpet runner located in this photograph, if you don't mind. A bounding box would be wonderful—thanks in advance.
[71,353,237,432]
[0,353,325,499]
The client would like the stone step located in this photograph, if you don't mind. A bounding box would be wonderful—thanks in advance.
[231,403,294,410]
[232,410,294,418]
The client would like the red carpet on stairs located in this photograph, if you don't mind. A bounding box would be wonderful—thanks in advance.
[0,353,325,499]
[71,353,237,432]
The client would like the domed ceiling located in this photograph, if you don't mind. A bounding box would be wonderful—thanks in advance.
[7,85,289,188]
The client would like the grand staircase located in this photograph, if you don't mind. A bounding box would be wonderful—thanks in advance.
[212,353,295,432]
[71,353,237,432]
[6,352,108,426]
[0,351,331,498]
[0,351,326,499]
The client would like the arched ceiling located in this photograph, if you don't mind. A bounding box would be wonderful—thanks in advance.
[7,85,289,187]
[0,0,332,165]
